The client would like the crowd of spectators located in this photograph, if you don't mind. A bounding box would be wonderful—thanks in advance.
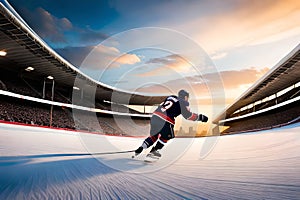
[0,73,70,102]
[0,95,75,129]
[0,74,143,114]
[99,115,150,136]
[222,100,300,134]
[0,71,150,136]
[72,109,127,135]
[3,78,41,98]
[0,94,150,136]
[230,86,300,118]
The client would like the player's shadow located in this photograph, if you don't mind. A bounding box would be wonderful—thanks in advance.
[0,153,145,192]
[0,153,93,165]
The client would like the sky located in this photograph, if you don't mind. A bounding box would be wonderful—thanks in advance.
[7,0,300,124]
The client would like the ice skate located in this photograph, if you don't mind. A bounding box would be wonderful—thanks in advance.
[132,146,143,158]
[144,149,161,162]
[150,149,161,157]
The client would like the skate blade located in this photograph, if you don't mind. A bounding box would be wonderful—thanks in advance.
[144,155,160,163]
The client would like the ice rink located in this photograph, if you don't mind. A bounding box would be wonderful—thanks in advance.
[1,123,300,199]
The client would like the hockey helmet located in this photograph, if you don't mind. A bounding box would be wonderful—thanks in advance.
[178,89,189,98]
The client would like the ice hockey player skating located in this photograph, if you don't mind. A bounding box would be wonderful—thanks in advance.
[134,89,208,162]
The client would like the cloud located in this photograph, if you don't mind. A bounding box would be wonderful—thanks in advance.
[55,46,93,67]
[137,54,193,77]
[91,45,141,67]
[115,54,141,65]
[96,45,120,54]
[233,1,300,47]
[77,28,108,45]
[162,0,300,54]
[211,52,228,60]
[22,7,72,43]
[57,44,141,69]
[108,0,300,62]
[20,7,108,46]
[134,67,270,103]
[147,54,183,65]
[211,67,269,89]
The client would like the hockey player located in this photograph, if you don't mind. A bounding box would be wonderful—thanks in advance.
[135,89,208,160]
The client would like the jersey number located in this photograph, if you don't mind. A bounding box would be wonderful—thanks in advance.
[161,100,173,112]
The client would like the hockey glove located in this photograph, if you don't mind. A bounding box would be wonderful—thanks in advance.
[198,114,208,122]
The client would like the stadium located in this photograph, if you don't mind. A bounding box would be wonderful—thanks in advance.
[0,1,299,199]
[213,44,300,134]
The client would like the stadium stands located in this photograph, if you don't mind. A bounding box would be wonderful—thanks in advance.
[0,95,74,129]
[0,70,70,102]
[222,100,300,134]
[214,44,300,134]
[0,94,150,136]
[99,115,150,136]
[0,67,151,136]
[230,86,300,118]
[0,68,146,114]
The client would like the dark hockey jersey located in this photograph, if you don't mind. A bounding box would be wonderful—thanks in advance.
[152,95,201,125]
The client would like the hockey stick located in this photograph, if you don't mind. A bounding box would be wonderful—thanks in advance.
[58,150,135,156]
[90,150,135,155]
[1,151,136,160]
[46,150,135,157]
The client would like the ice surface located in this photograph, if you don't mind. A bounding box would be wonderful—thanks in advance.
[1,123,300,199]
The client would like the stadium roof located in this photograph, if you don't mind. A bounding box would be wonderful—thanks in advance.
[0,1,167,105]
[214,43,300,124]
